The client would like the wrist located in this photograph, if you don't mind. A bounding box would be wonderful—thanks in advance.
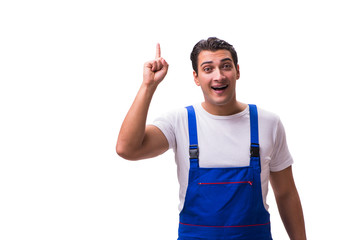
[139,82,158,96]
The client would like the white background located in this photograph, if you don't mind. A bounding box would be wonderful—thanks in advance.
[1,0,359,239]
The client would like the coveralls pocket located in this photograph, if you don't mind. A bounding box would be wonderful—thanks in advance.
[187,167,255,227]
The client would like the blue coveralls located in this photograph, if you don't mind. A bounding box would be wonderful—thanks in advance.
[178,104,272,240]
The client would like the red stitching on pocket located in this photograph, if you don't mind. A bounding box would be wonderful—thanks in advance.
[180,221,270,228]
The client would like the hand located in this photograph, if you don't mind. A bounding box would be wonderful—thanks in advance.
[143,43,169,87]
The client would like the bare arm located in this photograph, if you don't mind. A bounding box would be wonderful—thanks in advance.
[270,166,307,240]
[116,44,169,160]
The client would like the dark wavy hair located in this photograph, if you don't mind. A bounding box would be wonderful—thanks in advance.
[190,37,238,74]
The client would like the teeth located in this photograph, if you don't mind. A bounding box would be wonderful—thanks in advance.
[211,85,228,90]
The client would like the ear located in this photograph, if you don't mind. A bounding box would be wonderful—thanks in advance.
[236,64,240,80]
[193,71,200,86]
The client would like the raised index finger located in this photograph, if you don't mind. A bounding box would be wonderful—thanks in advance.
[156,43,161,58]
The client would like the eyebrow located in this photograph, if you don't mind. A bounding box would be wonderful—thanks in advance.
[200,58,233,67]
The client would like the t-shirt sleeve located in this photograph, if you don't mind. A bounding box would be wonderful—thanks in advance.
[269,119,294,172]
[150,112,176,150]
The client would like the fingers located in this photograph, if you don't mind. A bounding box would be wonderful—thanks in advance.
[145,58,168,71]
[150,58,168,72]
[143,58,169,84]
[151,60,159,72]
[156,43,161,58]
[143,43,168,82]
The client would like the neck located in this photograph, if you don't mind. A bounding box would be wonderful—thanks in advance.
[201,101,247,116]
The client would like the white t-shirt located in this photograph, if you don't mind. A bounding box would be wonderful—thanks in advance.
[151,103,293,211]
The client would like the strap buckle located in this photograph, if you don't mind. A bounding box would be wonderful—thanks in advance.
[189,145,199,159]
[250,143,260,158]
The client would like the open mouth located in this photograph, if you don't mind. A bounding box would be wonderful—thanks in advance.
[211,85,228,91]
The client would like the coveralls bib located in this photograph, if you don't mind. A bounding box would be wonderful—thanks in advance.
[178,104,272,240]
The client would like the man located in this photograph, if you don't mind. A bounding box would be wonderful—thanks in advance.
[116,37,306,240]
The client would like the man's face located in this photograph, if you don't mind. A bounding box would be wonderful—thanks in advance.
[194,49,240,109]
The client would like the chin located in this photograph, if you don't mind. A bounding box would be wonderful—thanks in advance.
[208,98,234,107]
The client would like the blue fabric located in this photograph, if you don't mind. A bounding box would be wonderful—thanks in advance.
[186,106,199,169]
[178,105,272,240]
[249,104,259,146]
[186,106,198,147]
[249,104,261,173]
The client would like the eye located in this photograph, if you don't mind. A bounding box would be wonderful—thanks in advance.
[203,66,212,72]
[222,63,232,69]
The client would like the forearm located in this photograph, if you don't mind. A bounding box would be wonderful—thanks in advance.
[116,44,168,159]
[276,189,306,240]
[116,83,157,156]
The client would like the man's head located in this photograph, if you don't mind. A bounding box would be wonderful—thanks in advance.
[190,37,238,75]
[190,37,240,114]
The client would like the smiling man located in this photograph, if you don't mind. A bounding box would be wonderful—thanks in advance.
[193,47,242,116]
[116,37,306,240]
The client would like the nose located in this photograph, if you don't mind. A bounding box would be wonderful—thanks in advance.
[213,68,226,82]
